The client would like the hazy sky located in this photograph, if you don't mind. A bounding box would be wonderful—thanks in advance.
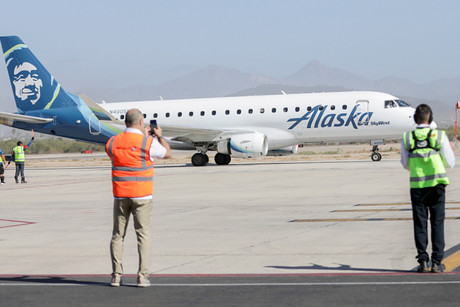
[1,0,459,105]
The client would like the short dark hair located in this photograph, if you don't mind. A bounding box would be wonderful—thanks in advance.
[414,104,433,124]
[17,141,23,146]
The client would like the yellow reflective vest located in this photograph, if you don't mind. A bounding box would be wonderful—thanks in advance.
[13,146,25,163]
[403,128,449,188]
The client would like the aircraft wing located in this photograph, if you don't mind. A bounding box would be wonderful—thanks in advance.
[0,111,53,125]
[161,125,253,143]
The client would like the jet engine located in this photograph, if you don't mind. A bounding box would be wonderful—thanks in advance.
[217,132,268,158]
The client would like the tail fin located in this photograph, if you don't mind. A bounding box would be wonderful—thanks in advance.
[0,36,75,113]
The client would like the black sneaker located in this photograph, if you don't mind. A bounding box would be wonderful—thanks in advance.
[431,263,445,273]
[417,261,429,273]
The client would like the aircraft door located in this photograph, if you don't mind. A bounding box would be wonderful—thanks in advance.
[89,113,101,135]
[356,100,370,125]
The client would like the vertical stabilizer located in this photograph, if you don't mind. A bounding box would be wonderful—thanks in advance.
[0,36,75,113]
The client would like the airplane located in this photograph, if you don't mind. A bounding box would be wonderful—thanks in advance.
[0,35,416,166]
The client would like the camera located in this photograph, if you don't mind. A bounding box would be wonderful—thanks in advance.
[149,120,158,136]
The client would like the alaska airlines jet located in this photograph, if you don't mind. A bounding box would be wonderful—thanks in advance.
[0,36,415,166]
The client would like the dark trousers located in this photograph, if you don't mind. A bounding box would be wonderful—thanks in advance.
[15,162,25,180]
[410,185,445,264]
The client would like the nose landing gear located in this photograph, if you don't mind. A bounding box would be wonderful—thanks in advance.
[370,145,382,161]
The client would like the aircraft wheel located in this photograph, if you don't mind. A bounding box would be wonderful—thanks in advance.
[214,153,231,165]
[371,152,382,162]
[192,153,209,166]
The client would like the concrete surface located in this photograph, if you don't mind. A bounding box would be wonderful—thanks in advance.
[2,155,460,306]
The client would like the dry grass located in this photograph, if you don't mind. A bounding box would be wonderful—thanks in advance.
[22,142,455,167]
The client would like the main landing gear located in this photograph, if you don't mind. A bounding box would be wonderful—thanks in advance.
[191,152,209,166]
[370,145,382,161]
[191,152,232,166]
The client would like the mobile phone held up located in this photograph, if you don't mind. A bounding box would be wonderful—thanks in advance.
[150,120,158,136]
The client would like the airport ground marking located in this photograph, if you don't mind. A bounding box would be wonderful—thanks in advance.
[356,201,460,207]
[333,207,460,213]
[443,250,460,272]
[2,281,460,287]
[0,219,36,229]
[290,217,460,223]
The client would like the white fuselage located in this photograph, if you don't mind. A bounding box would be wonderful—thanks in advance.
[101,91,415,150]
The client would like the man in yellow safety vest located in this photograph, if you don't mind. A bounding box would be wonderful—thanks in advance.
[8,130,34,184]
[0,147,6,184]
[401,104,455,273]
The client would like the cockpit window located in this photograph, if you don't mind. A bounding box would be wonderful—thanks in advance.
[385,100,397,108]
[395,99,410,107]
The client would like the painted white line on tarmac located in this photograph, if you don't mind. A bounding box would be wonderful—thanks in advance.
[2,281,460,287]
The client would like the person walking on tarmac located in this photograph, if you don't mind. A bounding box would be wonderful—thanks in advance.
[105,109,171,287]
[0,147,7,184]
[8,130,34,184]
[401,104,455,273]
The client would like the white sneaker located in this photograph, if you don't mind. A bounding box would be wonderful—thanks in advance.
[110,274,122,287]
[137,276,150,288]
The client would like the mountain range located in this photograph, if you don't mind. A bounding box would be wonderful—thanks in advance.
[89,61,458,125]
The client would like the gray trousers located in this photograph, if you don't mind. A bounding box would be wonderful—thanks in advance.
[15,162,25,180]
[110,198,153,278]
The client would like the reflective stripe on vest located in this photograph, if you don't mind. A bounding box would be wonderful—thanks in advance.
[105,132,154,198]
[13,146,25,162]
[403,128,449,188]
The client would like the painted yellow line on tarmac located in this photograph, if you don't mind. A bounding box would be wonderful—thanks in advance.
[290,217,460,223]
[356,201,460,207]
[356,203,411,206]
[444,250,460,272]
[334,208,411,212]
[333,207,460,213]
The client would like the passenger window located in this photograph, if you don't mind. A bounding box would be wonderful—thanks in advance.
[342,105,347,110]
[120,115,125,120]
[212,110,216,115]
[295,107,300,112]
[189,111,193,116]
[283,107,288,112]
[237,109,241,114]
[225,110,230,115]
[166,113,170,118]
[319,106,324,111]
[248,109,253,114]
[143,114,146,118]
[178,112,182,117]
[260,108,265,114]
[330,105,335,110]
[153,113,158,118]
[201,111,205,116]
[307,106,311,111]
[272,108,276,113]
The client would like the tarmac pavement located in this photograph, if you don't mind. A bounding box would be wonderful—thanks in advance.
[1,156,460,305]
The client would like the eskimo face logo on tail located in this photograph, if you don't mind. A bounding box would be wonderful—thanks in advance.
[3,43,61,111]
[12,62,43,105]
[287,105,374,130]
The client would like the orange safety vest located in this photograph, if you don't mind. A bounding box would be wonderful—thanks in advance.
[106,132,154,198]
